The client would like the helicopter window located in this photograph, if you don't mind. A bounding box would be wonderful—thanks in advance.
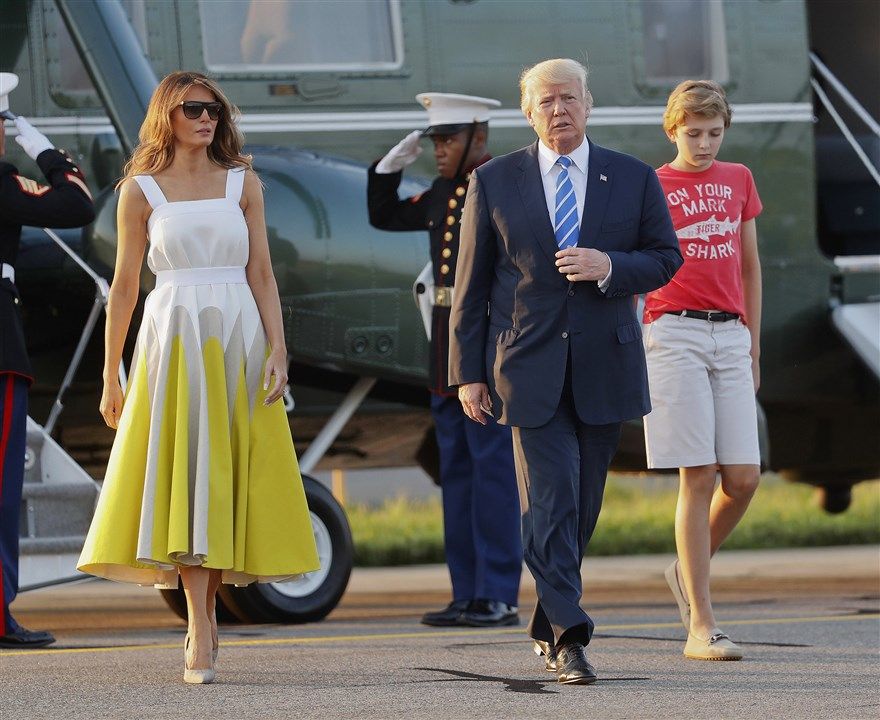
[199,0,402,72]
[639,0,729,84]
[44,0,149,108]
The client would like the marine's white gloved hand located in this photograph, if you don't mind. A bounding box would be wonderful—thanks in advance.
[14,117,54,161]
[375,130,423,174]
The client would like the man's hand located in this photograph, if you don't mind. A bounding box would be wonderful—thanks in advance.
[13,117,54,161]
[555,247,610,282]
[458,382,492,425]
[375,130,423,174]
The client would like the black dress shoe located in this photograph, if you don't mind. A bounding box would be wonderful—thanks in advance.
[421,600,470,627]
[556,642,597,685]
[533,639,557,672]
[0,626,56,649]
[462,599,520,627]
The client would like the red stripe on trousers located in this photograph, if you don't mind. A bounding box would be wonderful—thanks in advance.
[0,375,15,635]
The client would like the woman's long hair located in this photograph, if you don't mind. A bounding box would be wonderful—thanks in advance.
[117,71,252,189]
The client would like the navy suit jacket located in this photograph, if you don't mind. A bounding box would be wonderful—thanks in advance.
[448,139,682,427]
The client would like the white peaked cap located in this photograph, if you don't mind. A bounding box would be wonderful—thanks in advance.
[0,73,20,114]
[416,92,501,136]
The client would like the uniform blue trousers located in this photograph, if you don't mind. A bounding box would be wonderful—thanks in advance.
[430,394,522,606]
[0,373,27,636]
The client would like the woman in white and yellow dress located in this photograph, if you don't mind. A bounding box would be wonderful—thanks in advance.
[78,71,319,684]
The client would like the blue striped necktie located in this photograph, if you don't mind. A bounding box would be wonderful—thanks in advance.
[554,156,579,249]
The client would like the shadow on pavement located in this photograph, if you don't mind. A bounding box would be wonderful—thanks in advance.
[414,667,650,695]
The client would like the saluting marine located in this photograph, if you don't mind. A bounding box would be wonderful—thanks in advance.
[367,94,522,628]
[0,72,95,648]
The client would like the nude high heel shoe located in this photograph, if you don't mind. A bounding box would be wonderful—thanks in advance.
[184,633,216,684]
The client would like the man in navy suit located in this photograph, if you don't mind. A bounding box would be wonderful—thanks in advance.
[449,58,681,684]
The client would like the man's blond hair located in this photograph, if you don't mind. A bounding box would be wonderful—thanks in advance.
[663,80,732,135]
[519,58,593,117]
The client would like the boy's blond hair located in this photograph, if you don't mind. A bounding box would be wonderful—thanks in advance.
[663,80,732,136]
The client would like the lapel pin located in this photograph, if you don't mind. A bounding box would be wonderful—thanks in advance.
[599,174,607,182]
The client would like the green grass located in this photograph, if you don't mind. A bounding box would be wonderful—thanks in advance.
[346,476,880,567]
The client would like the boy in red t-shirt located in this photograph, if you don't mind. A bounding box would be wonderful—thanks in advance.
[643,80,763,661]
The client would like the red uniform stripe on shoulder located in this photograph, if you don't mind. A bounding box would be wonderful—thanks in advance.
[66,173,93,200]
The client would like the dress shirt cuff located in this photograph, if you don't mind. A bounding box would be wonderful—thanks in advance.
[597,253,612,293]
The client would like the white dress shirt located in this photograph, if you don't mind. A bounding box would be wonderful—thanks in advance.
[537,136,611,288]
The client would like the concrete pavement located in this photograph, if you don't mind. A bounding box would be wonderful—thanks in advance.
[1,545,878,720]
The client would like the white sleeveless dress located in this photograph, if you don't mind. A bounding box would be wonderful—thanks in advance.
[78,167,319,587]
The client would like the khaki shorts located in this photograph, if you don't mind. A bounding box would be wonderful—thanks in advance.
[643,313,760,469]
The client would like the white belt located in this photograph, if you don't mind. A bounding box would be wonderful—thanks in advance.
[155,266,246,288]
[1,262,14,284]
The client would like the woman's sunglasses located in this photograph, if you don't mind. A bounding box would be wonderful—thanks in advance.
[179,101,222,120]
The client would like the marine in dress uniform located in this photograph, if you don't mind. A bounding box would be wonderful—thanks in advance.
[367,93,522,627]
[0,73,95,648]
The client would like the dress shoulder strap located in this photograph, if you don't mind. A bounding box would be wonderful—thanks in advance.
[132,175,168,209]
[225,166,247,203]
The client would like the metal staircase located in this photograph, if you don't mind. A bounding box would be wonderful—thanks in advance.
[17,228,121,591]
[811,53,880,381]
[19,417,99,589]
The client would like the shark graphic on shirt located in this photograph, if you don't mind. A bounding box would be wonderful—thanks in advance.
[676,215,741,242]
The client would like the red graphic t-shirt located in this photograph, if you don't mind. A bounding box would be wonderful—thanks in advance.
[644,161,762,324]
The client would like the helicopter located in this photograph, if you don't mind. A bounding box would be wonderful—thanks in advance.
[4,0,878,625]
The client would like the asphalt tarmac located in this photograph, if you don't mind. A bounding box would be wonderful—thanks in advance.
[2,546,878,720]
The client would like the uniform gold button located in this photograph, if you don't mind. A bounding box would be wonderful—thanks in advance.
[440,264,450,275]
[444,231,453,241]
[448,198,458,209]
[441,248,452,258]
[446,215,455,226]
[455,187,465,197]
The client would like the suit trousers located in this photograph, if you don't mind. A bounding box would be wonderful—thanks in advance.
[431,393,522,606]
[512,368,621,647]
[0,373,28,635]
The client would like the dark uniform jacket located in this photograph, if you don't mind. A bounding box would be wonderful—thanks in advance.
[367,155,490,395]
[0,148,95,381]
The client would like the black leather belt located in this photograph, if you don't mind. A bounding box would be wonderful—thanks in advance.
[665,310,739,322]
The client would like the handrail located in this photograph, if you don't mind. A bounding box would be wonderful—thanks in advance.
[40,229,126,435]
[810,52,880,138]
[833,256,880,274]
[811,79,880,188]
[42,227,108,291]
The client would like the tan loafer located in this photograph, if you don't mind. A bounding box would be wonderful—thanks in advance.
[664,559,691,632]
[684,629,743,661]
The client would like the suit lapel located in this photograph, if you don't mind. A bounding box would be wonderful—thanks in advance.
[579,140,612,249]
[516,143,559,264]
